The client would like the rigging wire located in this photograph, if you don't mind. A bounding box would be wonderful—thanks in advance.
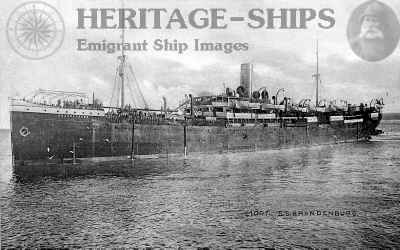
[125,73,138,108]
[109,62,120,107]
[128,64,149,109]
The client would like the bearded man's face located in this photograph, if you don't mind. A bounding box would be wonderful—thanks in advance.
[360,16,384,40]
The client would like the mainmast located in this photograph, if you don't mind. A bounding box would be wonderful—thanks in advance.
[312,40,320,107]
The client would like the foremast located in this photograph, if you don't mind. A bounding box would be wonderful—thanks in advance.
[112,3,148,110]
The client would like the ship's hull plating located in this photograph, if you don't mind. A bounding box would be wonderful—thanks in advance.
[10,111,381,167]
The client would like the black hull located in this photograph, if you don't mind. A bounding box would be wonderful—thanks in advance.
[10,111,382,167]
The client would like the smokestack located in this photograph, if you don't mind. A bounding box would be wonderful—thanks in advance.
[162,96,167,112]
[240,63,253,98]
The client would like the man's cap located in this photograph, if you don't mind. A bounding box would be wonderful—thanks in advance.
[360,1,386,23]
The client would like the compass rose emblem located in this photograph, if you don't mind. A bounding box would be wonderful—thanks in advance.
[6,1,65,60]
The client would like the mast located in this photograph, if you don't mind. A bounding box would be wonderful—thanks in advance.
[118,0,126,109]
[112,0,148,110]
[313,40,320,107]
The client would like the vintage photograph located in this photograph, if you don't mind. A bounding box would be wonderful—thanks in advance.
[1,0,399,248]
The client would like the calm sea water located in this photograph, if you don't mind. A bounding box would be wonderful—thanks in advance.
[1,121,400,248]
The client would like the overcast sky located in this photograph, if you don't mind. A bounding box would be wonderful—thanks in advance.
[1,0,400,129]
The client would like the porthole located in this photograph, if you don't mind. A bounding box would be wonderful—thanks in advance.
[19,126,30,137]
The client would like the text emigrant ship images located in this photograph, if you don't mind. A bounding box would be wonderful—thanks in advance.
[8,40,384,169]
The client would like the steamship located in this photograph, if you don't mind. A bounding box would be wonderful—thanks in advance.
[9,45,384,167]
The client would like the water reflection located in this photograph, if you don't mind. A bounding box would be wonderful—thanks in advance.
[1,123,400,248]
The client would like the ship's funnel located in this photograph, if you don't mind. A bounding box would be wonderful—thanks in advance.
[240,63,253,98]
